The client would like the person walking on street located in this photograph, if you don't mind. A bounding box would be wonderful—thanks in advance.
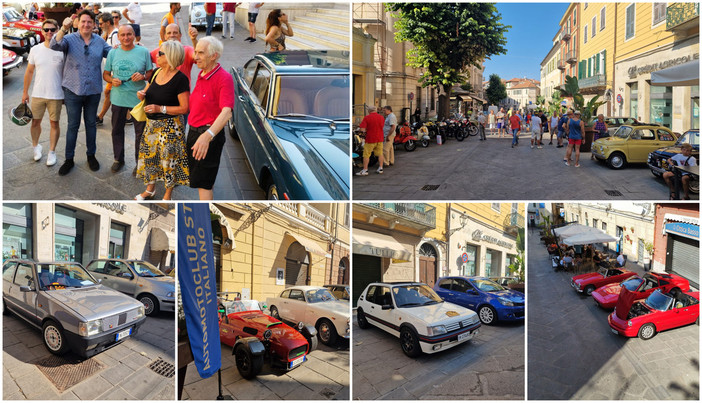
[159,3,181,45]
[21,18,64,167]
[96,12,120,126]
[541,111,549,142]
[51,9,112,175]
[103,25,153,173]
[591,114,608,160]
[355,105,384,176]
[557,109,568,148]
[530,111,542,148]
[509,111,521,148]
[204,3,216,36]
[549,112,559,145]
[382,106,397,170]
[477,111,486,140]
[246,2,264,42]
[221,3,240,39]
[496,107,505,138]
[564,110,585,167]
[122,2,142,42]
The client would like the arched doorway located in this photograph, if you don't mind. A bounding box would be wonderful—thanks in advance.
[338,257,349,284]
[419,243,437,288]
[285,242,309,286]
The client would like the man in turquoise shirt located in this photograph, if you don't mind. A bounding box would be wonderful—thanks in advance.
[103,25,153,173]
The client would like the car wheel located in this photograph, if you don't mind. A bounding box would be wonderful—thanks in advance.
[317,319,338,346]
[307,333,318,353]
[584,285,595,296]
[689,177,699,194]
[638,323,657,340]
[400,327,422,358]
[478,305,497,325]
[43,320,69,355]
[228,117,239,139]
[607,152,626,169]
[234,344,263,379]
[404,139,416,151]
[650,168,662,178]
[356,309,370,329]
[139,294,160,316]
[269,305,280,319]
[266,182,279,200]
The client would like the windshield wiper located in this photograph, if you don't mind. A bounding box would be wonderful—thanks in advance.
[422,300,439,305]
[276,113,334,123]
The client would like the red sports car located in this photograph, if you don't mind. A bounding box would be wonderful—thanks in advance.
[571,267,634,296]
[608,289,699,340]
[218,299,315,378]
[3,48,23,76]
[3,7,44,41]
[592,272,690,309]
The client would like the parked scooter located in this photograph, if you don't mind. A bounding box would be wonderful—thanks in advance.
[353,129,378,168]
[411,121,431,147]
[395,122,418,151]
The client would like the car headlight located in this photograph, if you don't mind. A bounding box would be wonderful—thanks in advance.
[498,297,514,307]
[78,319,102,336]
[427,325,447,336]
[166,291,174,298]
[627,320,632,327]
[195,10,202,17]
[135,305,145,319]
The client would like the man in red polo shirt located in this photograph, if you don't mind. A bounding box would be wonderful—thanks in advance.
[150,23,199,82]
[356,105,385,176]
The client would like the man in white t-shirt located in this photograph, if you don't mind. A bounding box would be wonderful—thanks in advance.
[122,2,142,41]
[530,112,542,149]
[663,143,697,200]
[21,19,65,167]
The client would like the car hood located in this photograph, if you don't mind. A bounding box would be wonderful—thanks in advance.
[270,119,349,200]
[572,272,603,284]
[3,27,34,38]
[488,289,524,302]
[614,287,638,320]
[405,301,477,326]
[47,285,142,320]
[595,137,627,146]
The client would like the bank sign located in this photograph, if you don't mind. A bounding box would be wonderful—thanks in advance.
[472,229,514,249]
[665,222,699,240]
[628,53,699,78]
[353,244,412,261]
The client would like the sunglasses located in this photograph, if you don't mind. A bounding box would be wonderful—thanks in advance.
[158,51,165,56]
[43,27,57,32]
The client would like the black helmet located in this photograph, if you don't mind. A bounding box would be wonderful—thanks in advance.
[10,102,33,126]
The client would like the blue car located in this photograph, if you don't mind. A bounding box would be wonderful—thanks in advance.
[434,276,524,325]
[229,50,350,200]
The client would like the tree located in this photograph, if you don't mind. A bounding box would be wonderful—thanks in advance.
[485,73,507,106]
[508,228,525,281]
[387,3,509,118]
[460,82,473,92]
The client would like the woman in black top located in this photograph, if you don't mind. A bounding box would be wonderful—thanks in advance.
[135,40,190,200]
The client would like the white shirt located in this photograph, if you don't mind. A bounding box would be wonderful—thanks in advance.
[531,115,541,132]
[106,27,120,47]
[248,3,263,13]
[616,255,625,266]
[671,153,697,167]
[27,44,65,100]
[126,3,142,24]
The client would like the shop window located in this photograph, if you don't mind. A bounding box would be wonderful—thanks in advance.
[55,206,84,263]
[109,222,127,259]
[650,85,672,128]
[463,244,477,276]
[628,82,638,119]
[3,203,33,260]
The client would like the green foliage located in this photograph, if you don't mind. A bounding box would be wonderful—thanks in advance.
[387,3,510,94]
[536,95,545,107]
[460,82,473,92]
[508,228,525,281]
[559,76,606,123]
[486,73,507,106]
[547,90,564,115]
[561,75,580,97]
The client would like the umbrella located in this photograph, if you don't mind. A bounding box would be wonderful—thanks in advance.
[562,231,618,246]
[553,224,602,238]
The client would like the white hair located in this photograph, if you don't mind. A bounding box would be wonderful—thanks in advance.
[198,36,223,59]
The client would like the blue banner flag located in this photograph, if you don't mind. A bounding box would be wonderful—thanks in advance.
[178,203,221,378]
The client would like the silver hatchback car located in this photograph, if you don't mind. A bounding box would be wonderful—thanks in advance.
[86,259,175,316]
[2,259,146,358]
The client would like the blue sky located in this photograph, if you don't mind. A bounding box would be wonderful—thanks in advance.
[483,3,570,82]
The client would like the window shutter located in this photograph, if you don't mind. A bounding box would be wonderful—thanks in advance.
[595,55,600,75]
[601,50,606,75]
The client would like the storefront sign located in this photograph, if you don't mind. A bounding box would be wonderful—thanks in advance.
[627,53,699,78]
[665,222,699,240]
[93,202,126,214]
[471,229,514,249]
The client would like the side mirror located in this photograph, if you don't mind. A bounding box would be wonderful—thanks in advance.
[381,304,393,310]
[19,286,33,292]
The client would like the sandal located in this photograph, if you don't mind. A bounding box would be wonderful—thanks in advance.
[134,189,155,201]
[669,192,676,200]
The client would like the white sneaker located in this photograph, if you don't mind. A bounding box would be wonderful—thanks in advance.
[46,151,57,166]
[355,169,368,176]
[530,144,534,149]
[33,144,43,161]
[376,167,384,174]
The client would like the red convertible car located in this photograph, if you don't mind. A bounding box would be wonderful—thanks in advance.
[571,267,634,296]
[3,7,44,41]
[218,299,316,378]
[608,289,699,340]
[592,272,690,309]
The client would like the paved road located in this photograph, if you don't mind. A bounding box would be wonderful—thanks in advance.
[527,230,699,400]
[352,311,524,400]
[3,310,175,400]
[181,337,350,400]
[3,4,264,200]
[352,131,694,200]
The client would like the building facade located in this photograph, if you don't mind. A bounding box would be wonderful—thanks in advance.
[578,2,616,115]
[540,41,561,103]
[212,203,350,302]
[558,3,580,85]
[3,203,175,270]
[352,26,377,125]
[651,203,699,288]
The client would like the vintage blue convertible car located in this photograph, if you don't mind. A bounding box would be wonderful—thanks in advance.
[229,50,350,200]
[434,276,525,325]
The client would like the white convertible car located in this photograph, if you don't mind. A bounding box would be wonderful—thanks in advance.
[356,282,481,357]
[266,286,350,345]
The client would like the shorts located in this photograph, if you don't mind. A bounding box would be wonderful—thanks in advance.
[30,97,62,121]
[130,23,141,38]
[363,141,383,158]
[497,122,503,129]
[248,12,259,23]
[557,131,564,139]
[531,129,541,139]
[568,138,582,145]
[489,123,495,129]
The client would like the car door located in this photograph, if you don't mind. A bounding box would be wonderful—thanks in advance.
[8,262,38,324]
[281,288,305,322]
[236,60,272,178]
[434,278,455,301]
[628,128,658,162]
[103,260,138,296]
[2,261,18,310]
[363,285,396,333]
[454,278,481,310]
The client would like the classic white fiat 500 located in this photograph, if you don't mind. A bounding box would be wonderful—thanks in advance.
[356,282,481,357]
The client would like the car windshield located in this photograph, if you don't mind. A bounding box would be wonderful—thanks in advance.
[597,267,609,277]
[305,288,337,303]
[224,300,261,314]
[392,284,443,307]
[472,278,505,292]
[613,126,634,139]
[130,261,166,277]
[37,263,97,290]
[3,9,23,22]
[275,75,350,121]
[621,277,643,291]
[677,130,699,146]
[326,286,349,300]
[644,290,673,311]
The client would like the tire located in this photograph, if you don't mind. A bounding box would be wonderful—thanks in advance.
[234,345,264,379]
[43,320,69,355]
[478,305,497,325]
[266,182,279,200]
[404,139,416,152]
[420,138,429,147]
[228,117,239,139]
[689,177,699,194]
[468,125,479,136]
[269,305,280,319]
[316,319,338,346]
[356,309,370,329]
[307,333,318,353]
[607,152,626,169]
[399,327,422,358]
[139,294,160,316]
[650,168,662,178]
[455,130,465,141]
[584,285,595,296]
[637,323,657,340]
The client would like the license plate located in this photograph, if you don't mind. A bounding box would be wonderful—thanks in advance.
[458,331,471,342]
[289,355,305,369]
[116,328,132,341]
[610,328,618,335]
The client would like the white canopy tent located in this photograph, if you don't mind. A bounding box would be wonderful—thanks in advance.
[553,224,602,238]
[562,231,618,246]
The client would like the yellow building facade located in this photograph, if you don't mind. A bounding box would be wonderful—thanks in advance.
[578,3,616,115]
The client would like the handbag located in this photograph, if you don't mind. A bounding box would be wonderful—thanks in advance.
[130,69,160,122]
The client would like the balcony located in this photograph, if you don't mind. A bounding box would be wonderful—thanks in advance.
[276,203,330,232]
[578,74,607,89]
[557,60,566,70]
[361,203,436,231]
[560,27,571,41]
[666,3,699,32]
[566,50,577,64]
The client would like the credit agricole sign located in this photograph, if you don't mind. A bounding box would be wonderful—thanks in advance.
[628,53,699,78]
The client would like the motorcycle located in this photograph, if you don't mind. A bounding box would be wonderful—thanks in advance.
[455,119,479,141]
[395,122,418,151]
[411,121,431,147]
[352,129,378,168]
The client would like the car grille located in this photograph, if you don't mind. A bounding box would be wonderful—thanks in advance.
[445,316,478,332]
[288,345,307,360]
[513,302,525,306]
[101,309,140,331]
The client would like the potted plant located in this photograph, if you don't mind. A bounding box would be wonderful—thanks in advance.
[40,3,73,23]
[643,241,654,271]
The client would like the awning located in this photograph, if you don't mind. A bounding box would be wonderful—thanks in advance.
[151,228,175,251]
[553,224,602,238]
[285,232,327,256]
[352,228,412,261]
[651,59,699,87]
[664,213,699,226]
[562,231,618,246]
